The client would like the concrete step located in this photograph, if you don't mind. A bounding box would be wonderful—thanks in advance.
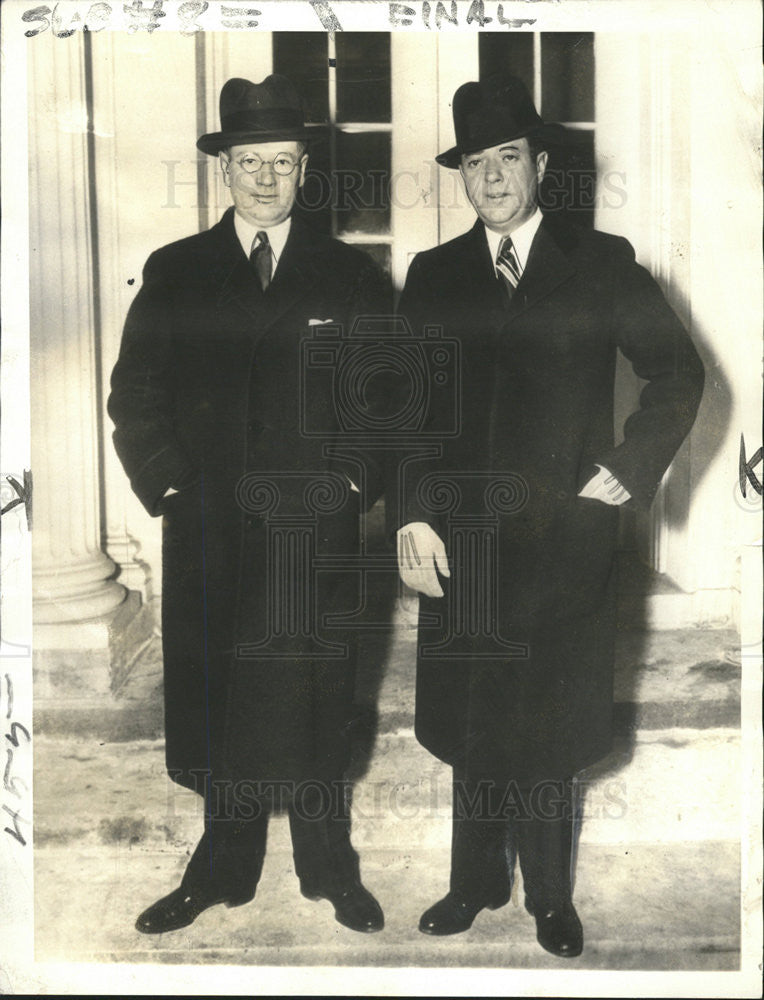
[32,619,741,850]
[29,590,744,976]
[33,836,739,970]
[32,720,740,852]
[349,725,741,848]
[32,581,740,740]
[368,605,740,729]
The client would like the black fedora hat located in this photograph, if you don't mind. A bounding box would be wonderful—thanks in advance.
[436,72,566,169]
[197,74,312,155]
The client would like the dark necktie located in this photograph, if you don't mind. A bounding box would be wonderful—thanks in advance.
[496,236,522,300]
[250,230,272,291]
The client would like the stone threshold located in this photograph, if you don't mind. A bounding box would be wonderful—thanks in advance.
[33,841,740,972]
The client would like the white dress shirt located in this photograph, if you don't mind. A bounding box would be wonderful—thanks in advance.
[485,206,544,276]
[233,212,292,273]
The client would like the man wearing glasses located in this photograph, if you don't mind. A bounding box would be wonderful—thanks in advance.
[109,75,388,935]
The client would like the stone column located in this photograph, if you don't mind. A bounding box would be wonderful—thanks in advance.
[89,29,149,598]
[29,32,129,698]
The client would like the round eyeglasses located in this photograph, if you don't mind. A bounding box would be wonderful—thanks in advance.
[232,152,301,176]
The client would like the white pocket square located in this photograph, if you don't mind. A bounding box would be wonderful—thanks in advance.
[308,318,335,326]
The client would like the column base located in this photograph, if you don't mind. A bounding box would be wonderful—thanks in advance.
[34,590,156,734]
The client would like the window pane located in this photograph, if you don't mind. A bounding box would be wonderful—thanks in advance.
[272,33,329,123]
[335,131,391,235]
[335,33,391,123]
[539,128,595,228]
[478,34,534,94]
[540,33,594,122]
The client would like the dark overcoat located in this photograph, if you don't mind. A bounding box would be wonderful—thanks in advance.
[108,208,388,794]
[396,215,704,783]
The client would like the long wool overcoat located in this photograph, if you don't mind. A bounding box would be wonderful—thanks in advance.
[396,215,704,784]
[109,207,388,795]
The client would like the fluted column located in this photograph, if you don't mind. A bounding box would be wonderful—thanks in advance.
[29,32,125,628]
[88,30,148,597]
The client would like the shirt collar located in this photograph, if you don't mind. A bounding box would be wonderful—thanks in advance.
[484,207,544,275]
[233,212,292,271]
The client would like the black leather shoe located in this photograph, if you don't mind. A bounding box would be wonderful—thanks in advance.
[300,880,384,933]
[135,885,254,934]
[419,889,511,936]
[525,898,583,957]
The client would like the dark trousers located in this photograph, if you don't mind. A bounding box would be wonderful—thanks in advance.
[182,778,359,899]
[450,769,578,910]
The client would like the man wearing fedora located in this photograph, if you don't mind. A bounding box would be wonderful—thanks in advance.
[109,75,388,935]
[395,73,704,956]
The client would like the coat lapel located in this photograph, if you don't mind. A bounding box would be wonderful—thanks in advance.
[508,215,578,320]
[211,208,264,319]
[455,220,511,325]
[456,218,579,328]
[256,214,326,332]
[213,209,325,340]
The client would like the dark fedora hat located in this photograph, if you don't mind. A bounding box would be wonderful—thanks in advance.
[197,74,312,155]
[436,71,566,169]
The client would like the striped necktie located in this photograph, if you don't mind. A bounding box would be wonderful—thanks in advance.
[496,235,522,299]
[250,230,272,291]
